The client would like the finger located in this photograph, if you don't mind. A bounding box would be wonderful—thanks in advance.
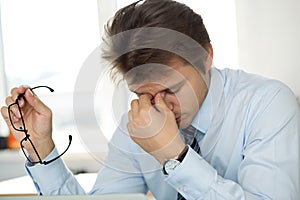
[17,85,31,106]
[138,94,153,111]
[11,86,28,106]
[153,92,169,112]
[5,96,14,106]
[130,99,139,120]
[128,110,133,122]
[127,122,134,136]
[5,96,21,118]
[11,86,28,99]
[1,106,24,142]
[1,106,9,120]
[10,87,18,97]
[23,89,52,116]
[0,106,19,129]
[17,85,30,95]
[130,98,151,127]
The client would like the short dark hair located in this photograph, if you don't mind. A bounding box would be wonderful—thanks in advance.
[102,0,211,79]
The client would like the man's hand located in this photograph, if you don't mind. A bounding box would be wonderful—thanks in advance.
[1,86,54,162]
[127,93,185,164]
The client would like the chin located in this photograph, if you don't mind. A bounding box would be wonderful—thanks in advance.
[177,115,194,129]
[178,121,189,129]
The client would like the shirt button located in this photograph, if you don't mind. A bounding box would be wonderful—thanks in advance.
[178,185,185,191]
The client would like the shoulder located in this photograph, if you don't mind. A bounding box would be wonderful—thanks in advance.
[215,68,298,125]
[215,68,299,143]
[216,68,296,106]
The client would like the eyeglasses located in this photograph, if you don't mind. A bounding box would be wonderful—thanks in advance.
[8,86,72,165]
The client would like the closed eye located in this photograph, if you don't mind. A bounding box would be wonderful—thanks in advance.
[165,89,175,94]
[165,85,182,94]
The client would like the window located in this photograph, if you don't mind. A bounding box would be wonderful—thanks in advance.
[116,0,239,68]
[175,0,239,69]
[1,0,100,153]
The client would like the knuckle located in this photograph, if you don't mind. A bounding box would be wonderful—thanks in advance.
[45,107,53,117]
[139,108,150,119]
[5,96,13,105]
[139,107,148,115]
[10,87,17,94]
[141,93,152,99]
[131,115,145,126]
[126,123,131,131]
[130,99,138,107]
[49,109,53,116]
[0,106,7,116]
[128,110,133,119]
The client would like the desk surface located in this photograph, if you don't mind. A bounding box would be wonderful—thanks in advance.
[0,175,149,199]
[0,174,154,199]
[0,173,97,195]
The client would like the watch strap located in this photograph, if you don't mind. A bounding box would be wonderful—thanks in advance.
[162,145,189,175]
[176,145,189,162]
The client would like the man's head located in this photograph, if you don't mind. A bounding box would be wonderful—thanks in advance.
[103,0,213,128]
[103,0,211,74]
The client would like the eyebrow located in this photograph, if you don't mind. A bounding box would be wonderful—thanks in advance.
[132,78,187,96]
[168,78,186,91]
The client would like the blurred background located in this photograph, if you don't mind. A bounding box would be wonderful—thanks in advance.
[0,0,299,188]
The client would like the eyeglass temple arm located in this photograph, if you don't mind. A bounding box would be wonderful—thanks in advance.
[16,86,54,101]
[41,135,72,165]
[31,86,54,92]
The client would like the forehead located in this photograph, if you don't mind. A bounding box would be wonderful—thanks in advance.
[125,62,187,92]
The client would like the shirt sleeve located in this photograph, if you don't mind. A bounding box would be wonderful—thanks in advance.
[164,147,245,199]
[90,126,148,194]
[26,147,86,195]
[26,115,148,195]
[165,84,299,199]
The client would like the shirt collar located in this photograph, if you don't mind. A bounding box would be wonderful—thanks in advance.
[191,67,224,134]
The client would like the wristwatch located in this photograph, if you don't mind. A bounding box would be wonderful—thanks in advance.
[162,145,189,175]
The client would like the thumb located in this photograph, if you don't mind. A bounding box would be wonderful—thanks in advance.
[0,106,15,131]
[24,89,51,116]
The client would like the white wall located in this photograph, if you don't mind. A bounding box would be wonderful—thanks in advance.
[97,0,116,35]
[235,0,300,98]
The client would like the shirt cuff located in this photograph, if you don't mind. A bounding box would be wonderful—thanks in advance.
[164,146,217,199]
[25,147,72,195]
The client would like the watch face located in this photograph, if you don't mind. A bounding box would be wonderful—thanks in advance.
[164,159,181,175]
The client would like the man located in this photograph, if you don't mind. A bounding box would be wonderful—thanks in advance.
[1,0,299,199]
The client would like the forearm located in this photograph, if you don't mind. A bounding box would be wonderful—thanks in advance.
[164,147,298,200]
[164,148,244,199]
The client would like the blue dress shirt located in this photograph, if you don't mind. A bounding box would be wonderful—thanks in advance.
[26,67,299,199]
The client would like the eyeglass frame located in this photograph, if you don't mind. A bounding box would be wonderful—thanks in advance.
[7,86,72,165]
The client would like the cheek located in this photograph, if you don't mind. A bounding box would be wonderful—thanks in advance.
[164,94,180,109]
[164,93,187,113]
[181,84,201,108]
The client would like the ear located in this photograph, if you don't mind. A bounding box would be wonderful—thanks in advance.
[208,43,214,59]
[204,43,214,73]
